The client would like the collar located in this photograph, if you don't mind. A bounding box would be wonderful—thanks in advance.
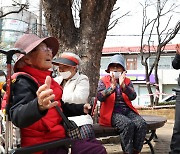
[70,71,80,81]
[19,65,51,85]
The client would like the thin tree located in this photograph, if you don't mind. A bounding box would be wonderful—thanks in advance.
[140,0,180,106]
[42,0,120,98]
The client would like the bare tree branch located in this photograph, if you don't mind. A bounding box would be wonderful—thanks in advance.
[162,21,180,46]
[0,4,27,19]
[112,6,120,12]
[108,11,130,30]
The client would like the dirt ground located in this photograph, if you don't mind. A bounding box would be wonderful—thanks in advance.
[138,108,175,120]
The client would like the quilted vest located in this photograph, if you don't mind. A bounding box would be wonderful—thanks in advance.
[99,75,138,126]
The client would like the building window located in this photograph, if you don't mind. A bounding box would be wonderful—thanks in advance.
[149,56,174,69]
[126,58,137,70]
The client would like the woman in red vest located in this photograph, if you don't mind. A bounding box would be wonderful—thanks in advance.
[9,34,107,154]
[97,54,147,154]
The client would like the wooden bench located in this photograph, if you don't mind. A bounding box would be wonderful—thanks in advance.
[10,115,167,154]
[93,115,167,154]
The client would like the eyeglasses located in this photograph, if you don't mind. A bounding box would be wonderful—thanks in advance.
[39,47,52,52]
[32,46,52,53]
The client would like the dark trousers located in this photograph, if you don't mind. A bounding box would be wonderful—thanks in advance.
[79,124,95,139]
[112,111,147,154]
[44,138,107,154]
[71,138,107,154]
[170,91,180,154]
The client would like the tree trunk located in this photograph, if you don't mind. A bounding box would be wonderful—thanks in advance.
[154,46,161,105]
[142,57,154,106]
[146,75,154,106]
[154,62,160,106]
[42,0,117,98]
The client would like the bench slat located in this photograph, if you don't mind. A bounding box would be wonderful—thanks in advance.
[10,138,72,154]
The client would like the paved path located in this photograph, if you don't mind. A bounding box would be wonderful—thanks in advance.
[103,120,174,154]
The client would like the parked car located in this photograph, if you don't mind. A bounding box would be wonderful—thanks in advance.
[160,94,176,104]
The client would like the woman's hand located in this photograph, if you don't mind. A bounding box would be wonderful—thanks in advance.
[111,73,117,90]
[36,76,58,111]
[83,103,91,114]
[119,71,126,88]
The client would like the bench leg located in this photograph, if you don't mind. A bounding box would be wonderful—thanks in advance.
[144,130,156,154]
[144,138,155,154]
[154,133,158,139]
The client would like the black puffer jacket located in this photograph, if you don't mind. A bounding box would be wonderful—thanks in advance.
[10,75,85,128]
[172,54,180,86]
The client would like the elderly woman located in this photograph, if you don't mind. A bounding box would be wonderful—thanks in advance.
[97,54,147,154]
[52,52,95,139]
[9,34,107,154]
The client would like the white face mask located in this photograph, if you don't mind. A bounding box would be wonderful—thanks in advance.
[110,71,122,79]
[59,71,72,79]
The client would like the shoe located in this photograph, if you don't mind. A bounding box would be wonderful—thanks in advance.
[133,149,140,154]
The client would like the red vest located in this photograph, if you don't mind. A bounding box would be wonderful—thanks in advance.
[99,75,139,127]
